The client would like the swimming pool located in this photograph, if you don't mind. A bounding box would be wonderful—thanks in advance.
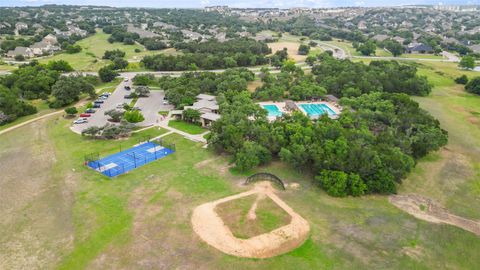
[299,103,336,117]
[262,104,283,117]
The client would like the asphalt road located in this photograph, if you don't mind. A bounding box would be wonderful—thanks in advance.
[135,90,174,125]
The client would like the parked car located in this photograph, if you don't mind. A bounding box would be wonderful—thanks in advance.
[79,113,91,117]
[73,118,88,124]
[116,103,126,109]
[124,86,131,90]
[124,94,133,99]
[93,104,101,108]
[85,108,96,113]
[162,100,169,105]
[131,107,141,111]
[98,96,108,100]
[100,92,111,96]
[124,78,129,82]
[94,100,104,104]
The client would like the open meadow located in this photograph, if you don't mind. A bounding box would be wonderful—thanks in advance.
[1,61,480,269]
[39,30,176,71]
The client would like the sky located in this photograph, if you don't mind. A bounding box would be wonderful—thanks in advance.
[0,0,479,8]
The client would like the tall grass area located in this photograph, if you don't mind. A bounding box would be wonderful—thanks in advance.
[401,61,480,220]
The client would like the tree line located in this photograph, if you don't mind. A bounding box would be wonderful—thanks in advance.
[141,38,271,71]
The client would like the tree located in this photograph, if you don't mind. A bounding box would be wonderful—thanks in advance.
[133,74,155,85]
[459,56,475,70]
[305,55,317,66]
[64,106,78,116]
[356,40,376,56]
[134,86,150,97]
[14,54,25,61]
[104,109,124,122]
[234,141,271,172]
[124,110,145,123]
[111,57,129,70]
[182,108,201,123]
[103,49,126,60]
[465,77,480,95]
[0,85,37,125]
[383,40,404,57]
[298,44,310,55]
[50,76,95,108]
[65,44,82,54]
[98,66,118,82]
[81,126,102,137]
[454,75,469,85]
[46,60,73,72]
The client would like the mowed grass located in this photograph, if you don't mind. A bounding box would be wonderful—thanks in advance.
[168,120,206,135]
[39,30,177,71]
[215,194,291,239]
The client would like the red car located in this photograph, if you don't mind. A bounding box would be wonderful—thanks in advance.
[79,113,92,117]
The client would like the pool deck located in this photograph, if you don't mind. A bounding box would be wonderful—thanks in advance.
[258,100,341,120]
[295,101,342,119]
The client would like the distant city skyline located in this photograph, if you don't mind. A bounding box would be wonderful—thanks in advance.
[1,0,480,8]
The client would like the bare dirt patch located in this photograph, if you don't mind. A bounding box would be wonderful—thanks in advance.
[191,182,310,258]
[389,194,480,236]
[268,41,306,62]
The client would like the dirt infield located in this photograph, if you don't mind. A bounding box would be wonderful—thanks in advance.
[389,194,480,236]
[191,182,310,258]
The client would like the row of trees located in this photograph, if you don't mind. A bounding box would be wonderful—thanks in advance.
[141,38,272,71]
[158,68,255,108]
[312,53,432,97]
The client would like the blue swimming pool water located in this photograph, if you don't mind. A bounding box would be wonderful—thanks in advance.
[299,103,336,117]
[263,104,283,117]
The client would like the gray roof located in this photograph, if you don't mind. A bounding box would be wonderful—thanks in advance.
[201,112,221,121]
[470,44,480,53]
[196,94,216,101]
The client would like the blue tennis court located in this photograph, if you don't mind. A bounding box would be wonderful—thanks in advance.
[87,141,175,177]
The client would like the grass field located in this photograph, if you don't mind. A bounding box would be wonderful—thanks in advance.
[168,120,206,135]
[215,194,292,239]
[39,30,177,71]
[1,57,480,269]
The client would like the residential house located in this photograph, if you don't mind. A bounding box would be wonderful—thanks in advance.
[6,47,34,58]
[43,34,58,45]
[469,44,480,53]
[372,34,389,42]
[406,43,434,54]
[15,22,28,31]
[30,41,60,56]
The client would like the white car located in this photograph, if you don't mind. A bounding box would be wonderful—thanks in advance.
[124,78,129,82]
[73,118,88,124]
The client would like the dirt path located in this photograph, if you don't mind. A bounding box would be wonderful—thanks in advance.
[389,194,480,236]
[191,182,310,258]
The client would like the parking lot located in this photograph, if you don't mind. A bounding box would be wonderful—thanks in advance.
[71,79,173,134]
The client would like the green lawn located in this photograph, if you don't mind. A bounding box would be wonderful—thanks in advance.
[215,194,292,239]
[168,120,206,135]
[39,30,177,71]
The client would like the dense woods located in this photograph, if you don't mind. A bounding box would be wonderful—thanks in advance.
[204,56,446,196]
[142,39,271,70]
